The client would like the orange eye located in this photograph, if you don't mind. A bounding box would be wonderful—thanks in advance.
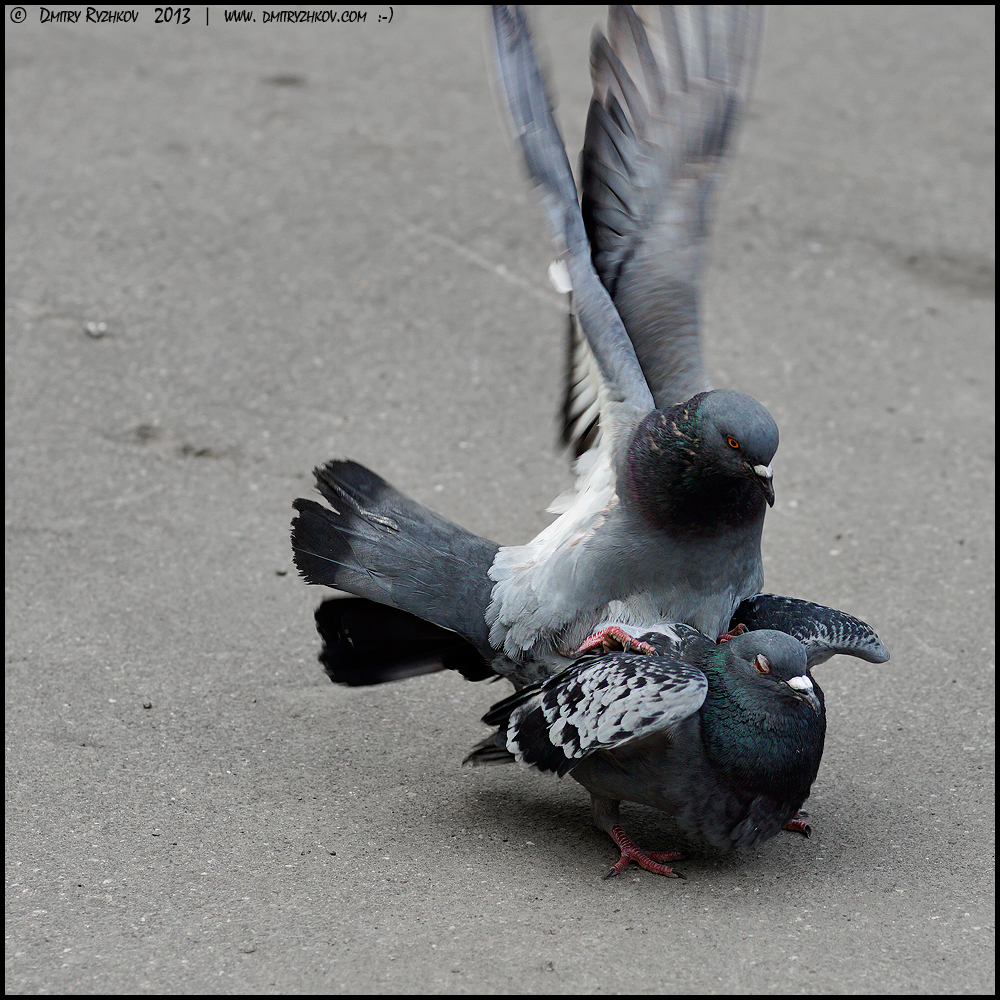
[727,436,740,449]
[754,654,770,675]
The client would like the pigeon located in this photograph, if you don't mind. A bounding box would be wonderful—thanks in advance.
[466,627,826,878]
[293,6,784,677]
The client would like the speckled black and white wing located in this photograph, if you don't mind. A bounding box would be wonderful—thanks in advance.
[728,594,890,667]
[467,650,708,777]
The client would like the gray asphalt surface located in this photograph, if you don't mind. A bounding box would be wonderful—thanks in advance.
[5,5,994,994]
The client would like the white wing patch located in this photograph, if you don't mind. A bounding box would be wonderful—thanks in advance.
[548,258,572,294]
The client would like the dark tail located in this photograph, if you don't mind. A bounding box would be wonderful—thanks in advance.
[291,459,501,679]
[314,597,495,685]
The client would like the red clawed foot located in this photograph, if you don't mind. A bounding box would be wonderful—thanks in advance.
[604,824,685,879]
[717,623,749,643]
[571,626,656,657]
[783,811,812,837]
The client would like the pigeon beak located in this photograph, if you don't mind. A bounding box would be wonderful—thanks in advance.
[787,675,821,714]
[753,464,775,507]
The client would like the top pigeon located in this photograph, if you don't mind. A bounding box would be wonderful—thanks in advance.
[293,7,873,689]
[486,6,774,661]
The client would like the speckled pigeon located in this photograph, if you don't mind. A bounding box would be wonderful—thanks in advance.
[466,627,826,878]
[293,6,789,678]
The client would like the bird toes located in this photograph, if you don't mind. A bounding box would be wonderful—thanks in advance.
[717,623,749,643]
[570,626,656,657]
[605,824,685,879]
[783,812,812,838]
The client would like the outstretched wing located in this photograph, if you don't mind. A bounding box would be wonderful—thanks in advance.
[728,593,890,667]
[565,5,763,455]
[490,4,654,466]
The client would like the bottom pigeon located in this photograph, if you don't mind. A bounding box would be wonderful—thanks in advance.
[466,627,825,878]
[300,592,885,877]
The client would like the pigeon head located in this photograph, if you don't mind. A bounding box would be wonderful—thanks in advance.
[625,389,778,534]
[693,390,778,504]
[721,629,821,715]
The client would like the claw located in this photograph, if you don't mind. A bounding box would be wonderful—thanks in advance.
[570,626,656,657]
[717,623,749,643]
[783,811,812,837]
[604,824,685,878]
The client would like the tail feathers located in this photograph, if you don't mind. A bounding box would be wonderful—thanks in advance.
[464,733,517,766]
[291,459,500,656]
[465,686,535,766]
[315,597,495,686]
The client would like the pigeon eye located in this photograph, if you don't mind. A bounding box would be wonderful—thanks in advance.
[754,654,770,674]
[727,436,740,450]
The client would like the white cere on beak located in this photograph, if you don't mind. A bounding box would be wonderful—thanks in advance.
[787,675,814,695]
[753,463,773,479]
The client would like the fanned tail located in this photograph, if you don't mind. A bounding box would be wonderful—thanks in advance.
[291,459,501,681]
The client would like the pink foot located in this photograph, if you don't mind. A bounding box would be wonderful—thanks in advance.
[783,810,812,837]
[570,626,656,657]
[717,623,749,643]
[604,824,685,879]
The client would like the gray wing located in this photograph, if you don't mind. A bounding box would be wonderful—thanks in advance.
[490,5,654,459]
[469,650,708,776]
[565,6,763,454]
[728,594,890,667]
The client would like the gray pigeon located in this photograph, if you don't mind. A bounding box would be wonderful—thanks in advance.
[293,7,784,677]
[466,627,826,878]
[290,8,889,875]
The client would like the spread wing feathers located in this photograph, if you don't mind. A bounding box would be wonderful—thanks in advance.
[466,649,708,776]
[560,311,604,459]
[491,4,654,463]
[563,5,764,457]
[729,594,890,668]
